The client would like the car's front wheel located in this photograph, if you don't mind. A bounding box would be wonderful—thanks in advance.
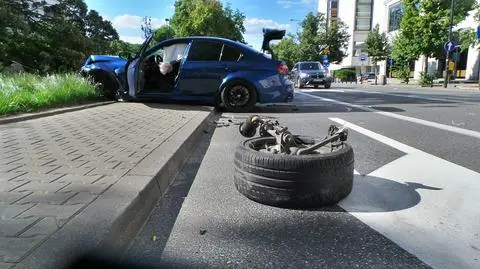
[324,82,331,89]
[221,82,257,113]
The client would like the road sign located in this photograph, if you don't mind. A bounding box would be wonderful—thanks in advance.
[444,41,457,53]
[477,26,480,40]
[323,62,330,68]
[360,53,366,61]
[321,55,328,61]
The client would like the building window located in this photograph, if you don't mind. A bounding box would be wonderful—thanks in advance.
[353,42,365,57]
[355,0,373,31]
[388,3,403,32]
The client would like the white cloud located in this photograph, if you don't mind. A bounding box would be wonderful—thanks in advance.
[277,0,314,8]
[120,35,145,44]
[112,14,166,30]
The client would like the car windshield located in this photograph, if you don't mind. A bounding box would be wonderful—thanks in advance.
[300,63,320,70]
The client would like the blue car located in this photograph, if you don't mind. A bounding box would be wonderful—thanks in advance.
[80,29,294,112]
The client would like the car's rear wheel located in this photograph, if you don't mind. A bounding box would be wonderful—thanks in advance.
[221,82,257,113]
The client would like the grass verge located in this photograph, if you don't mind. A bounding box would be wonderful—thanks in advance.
[0,73,100,116]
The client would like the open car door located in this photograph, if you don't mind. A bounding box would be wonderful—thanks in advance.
[261,28,286,59]
[126,34,155,97]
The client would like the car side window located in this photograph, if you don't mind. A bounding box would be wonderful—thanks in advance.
[220,44,242,62]
[186,41,223,61]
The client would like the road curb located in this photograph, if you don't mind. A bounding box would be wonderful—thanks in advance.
[12,108,216,269]
[0,101,115,125]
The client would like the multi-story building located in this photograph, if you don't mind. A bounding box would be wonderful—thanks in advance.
[318,0,480,81]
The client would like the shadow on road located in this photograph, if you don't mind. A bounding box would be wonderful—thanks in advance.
[338,175,442,213]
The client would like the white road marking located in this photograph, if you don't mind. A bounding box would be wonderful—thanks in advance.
[330,117,480,269]
[298,91,480,139]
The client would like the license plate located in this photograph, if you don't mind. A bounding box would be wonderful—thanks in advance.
[313,79,322,82]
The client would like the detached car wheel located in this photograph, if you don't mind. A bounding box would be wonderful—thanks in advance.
[221,83,257,113]
[234,137,354,208]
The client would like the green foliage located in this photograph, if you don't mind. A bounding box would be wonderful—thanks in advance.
[0,73,99,115]
[271,36,299,68]
[394,64,411,84]
[154,25,176,43]
[419,72,435,86]
[297,12,350,63]
[334,69,356,82]
[365,24,390,64]
[397,0,475,73]
[171,0,246,42]
[0,0,139,74]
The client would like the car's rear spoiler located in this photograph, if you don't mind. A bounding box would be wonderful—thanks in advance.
[262,28,286,59]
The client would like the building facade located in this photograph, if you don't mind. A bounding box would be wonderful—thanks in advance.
[318,0,480,81]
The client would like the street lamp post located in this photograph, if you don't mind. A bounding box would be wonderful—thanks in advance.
[443,0,455,88]
[165,19,170,40]
[290,19,300,37]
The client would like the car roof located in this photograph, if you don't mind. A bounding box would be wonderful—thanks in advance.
[148,36,261,57]
[297,61,321,64]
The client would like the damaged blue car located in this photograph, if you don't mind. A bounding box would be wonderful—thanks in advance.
[80,29,294,112]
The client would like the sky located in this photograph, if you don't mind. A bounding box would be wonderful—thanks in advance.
[83,0,318,51]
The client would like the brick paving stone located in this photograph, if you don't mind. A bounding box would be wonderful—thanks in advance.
[63,192,98,205]
[0,181,29,192]
[0,218,38,237]
[0,103,204,266]
[0,192,32,205]
[0,236,44,263]
[15,181,69,193]
[19,217,59,238]
[0,262,14,269]
[17,204,84,221]
[16,192,72,205]
[0,205,34,220]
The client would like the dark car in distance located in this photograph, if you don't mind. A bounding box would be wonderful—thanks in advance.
[80,29,294,112]
[290,61,331,89]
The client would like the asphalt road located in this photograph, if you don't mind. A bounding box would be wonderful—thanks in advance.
[126,85,480,269]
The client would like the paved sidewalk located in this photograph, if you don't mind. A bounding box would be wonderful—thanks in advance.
[0,102,212,269]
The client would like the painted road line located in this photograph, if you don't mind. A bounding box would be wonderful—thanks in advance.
[298,91,480,139]
[331,117,480,269]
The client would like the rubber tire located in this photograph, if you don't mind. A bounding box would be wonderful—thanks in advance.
[234,137,354,208]
[297,78,304,89]
[324,83,331,89]
[90,72,117,100]
[314,85,319,88]
[221,82,257,113]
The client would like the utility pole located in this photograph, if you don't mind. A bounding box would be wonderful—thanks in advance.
[443,0,455,88]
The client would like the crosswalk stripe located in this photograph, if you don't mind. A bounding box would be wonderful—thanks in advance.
[330,117,480,269]
[298,91,480,139]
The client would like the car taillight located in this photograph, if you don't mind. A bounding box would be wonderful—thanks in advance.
[277,64,289,75]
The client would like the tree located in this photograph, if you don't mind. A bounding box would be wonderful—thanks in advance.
[297,12,349,63]
[154,25,176,43]
[170,0,245,42]
[272,35,299,68]
[364,24,390,84]
[85,10,119,54]
[399,0,475,74]
[141,16,154,39]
